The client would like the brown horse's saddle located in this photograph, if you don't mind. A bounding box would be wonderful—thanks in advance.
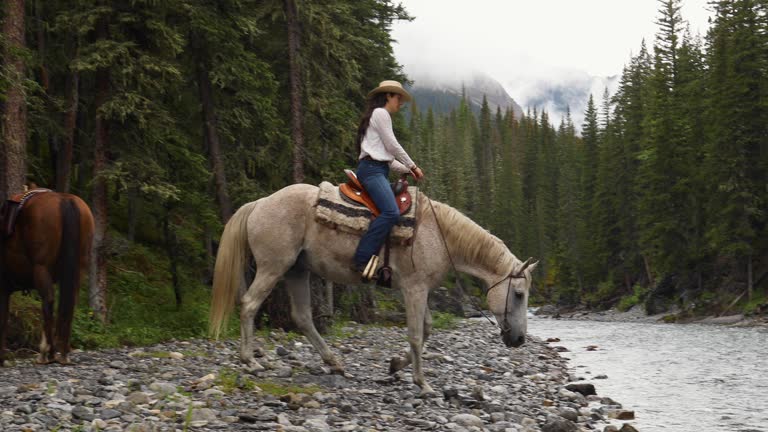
[0,188,52,238]
[338,169,412,217]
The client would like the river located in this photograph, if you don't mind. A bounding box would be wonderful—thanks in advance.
[527,315,768,432]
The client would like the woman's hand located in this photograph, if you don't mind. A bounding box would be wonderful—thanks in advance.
[410,166,424,181]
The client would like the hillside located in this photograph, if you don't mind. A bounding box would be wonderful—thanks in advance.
[408,73,523,118]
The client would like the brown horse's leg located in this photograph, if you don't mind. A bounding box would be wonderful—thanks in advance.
[0,289,9,367]
[56,196,85,364]
[33,265,56,364]
[55,278,78,365]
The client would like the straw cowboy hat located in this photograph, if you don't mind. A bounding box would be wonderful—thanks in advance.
[367,80,412,102]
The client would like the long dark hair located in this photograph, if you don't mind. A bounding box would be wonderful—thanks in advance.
[356,92,390,155]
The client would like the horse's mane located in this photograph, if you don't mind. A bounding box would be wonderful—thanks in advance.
[417,194,517,272]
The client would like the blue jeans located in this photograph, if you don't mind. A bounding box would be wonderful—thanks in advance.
[353,159,400,268]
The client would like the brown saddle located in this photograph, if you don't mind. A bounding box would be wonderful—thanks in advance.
[0,188,52,238]
[339,169,412,217]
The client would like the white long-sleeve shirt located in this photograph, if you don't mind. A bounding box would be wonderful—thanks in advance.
[359,108,416,174]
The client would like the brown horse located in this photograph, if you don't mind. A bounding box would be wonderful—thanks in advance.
[0,191,94,365]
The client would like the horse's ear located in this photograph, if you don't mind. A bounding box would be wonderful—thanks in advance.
[526,260,539,275]
[515,257,533,276]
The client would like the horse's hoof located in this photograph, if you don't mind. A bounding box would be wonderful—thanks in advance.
[418,386,437,399]
[330,365,346,376]
[243,359,265,373]
[389,357,406,374]
[35,356,55,365]
[55,354,73,365]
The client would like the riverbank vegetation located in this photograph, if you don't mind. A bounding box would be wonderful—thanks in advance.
[402,0,768,318]
[1,0,765,351]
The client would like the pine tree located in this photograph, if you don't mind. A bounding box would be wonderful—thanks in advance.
[554,110,584,301]
[1,0,28,200]
[704,0,766,299]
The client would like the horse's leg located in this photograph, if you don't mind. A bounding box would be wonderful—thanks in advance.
[0,289,9,367]
[402,288,435,397]
[34,265,56,364]
[54,274,79,365]
[389,303,432,373]
[284,270,343,375]
[240,270,283,370]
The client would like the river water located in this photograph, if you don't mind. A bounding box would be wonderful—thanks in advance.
[527,316,768,432]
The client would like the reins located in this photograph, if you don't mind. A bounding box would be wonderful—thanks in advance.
[420,183,527,331]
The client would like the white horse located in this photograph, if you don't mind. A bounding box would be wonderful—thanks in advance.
[209,183,537,396]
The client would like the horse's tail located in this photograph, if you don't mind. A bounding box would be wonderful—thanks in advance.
[209,201,257,339]
[57,198,81,334]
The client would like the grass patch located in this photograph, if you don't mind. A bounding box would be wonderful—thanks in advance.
[131,351,172,359]
[215,367,257,393]
[325,321,359,340]
[431,311,460,330]
[254,380,323,397]
[182,403,194,432]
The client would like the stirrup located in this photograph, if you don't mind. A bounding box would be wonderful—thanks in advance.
[376,266,392,288]
[362,255,380,282]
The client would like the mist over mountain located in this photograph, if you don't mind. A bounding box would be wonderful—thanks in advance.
[404,67,619,133]
[503,72,620,130]
[407,72,524,118]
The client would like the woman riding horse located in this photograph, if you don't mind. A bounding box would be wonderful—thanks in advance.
[352,80,425,280]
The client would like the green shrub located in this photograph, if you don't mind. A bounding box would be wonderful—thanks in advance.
[617,284,649,312]
[583,276,618,307]
[431,311,460,330]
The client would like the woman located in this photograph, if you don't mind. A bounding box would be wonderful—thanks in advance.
[352,80,424,280]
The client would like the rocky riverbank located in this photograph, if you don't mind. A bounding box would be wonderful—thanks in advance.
[534,304,768,328]
[0,320,637,432]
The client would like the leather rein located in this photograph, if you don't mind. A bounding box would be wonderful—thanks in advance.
[424,193,532,332]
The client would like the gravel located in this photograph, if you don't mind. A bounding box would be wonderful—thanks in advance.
[0,319,636,431]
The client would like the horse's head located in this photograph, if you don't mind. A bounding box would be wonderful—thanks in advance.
[486,258,538,348]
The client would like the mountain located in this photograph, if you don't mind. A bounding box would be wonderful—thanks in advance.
[407,73,524,119]
[503,73,620,130]
[404,69,619,133]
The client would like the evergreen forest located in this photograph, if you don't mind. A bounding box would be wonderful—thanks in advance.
[0,0,766,349]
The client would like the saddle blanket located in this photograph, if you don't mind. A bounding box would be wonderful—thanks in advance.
[315,181,417,243]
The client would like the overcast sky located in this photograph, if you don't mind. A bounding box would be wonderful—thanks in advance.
[392,0,715,104]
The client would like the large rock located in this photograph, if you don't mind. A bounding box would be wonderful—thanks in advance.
[428,286,465,316]
[450,413,484,428]
[542,415,577,432]
[566,383,596,396]
[535,305,559,316]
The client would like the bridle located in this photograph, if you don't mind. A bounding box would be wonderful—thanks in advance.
[425,195,534,332]
[487,262,532,335]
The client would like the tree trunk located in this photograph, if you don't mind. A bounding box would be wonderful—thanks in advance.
[163,213,182,308]
[284,0,305,184]
[127,185,138,242]
[57,62,79,193]
[643,254,655,287]
[0,0,28,201]
[747,254,753,301]
[204,226,214,283]
[196,61,233,223]
[89,34,110,323]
